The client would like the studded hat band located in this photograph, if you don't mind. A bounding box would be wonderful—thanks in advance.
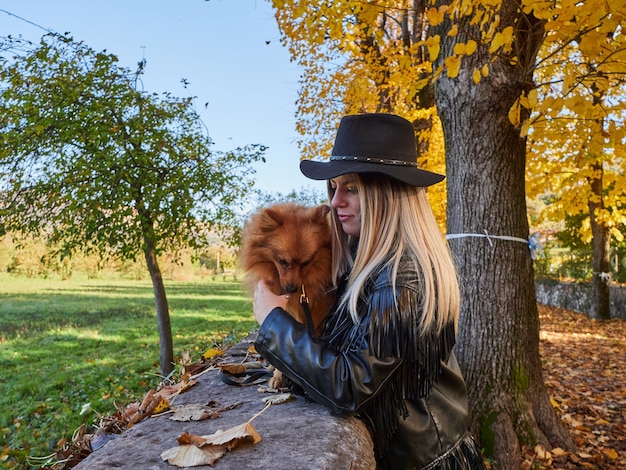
[330,155,419,167]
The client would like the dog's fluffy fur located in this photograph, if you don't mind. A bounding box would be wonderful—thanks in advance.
[240,203,335,335]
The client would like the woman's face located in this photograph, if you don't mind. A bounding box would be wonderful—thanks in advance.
[330,174,361,237]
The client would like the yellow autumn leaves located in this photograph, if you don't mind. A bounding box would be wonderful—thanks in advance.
[271,0,626,245]
[509,89,539,135]
[424,2,514,80]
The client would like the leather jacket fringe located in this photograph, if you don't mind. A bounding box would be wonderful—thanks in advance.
[255,263,485,469]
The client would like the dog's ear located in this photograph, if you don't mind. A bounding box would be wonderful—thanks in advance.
[262,207,284,228]
[314,204,331,219]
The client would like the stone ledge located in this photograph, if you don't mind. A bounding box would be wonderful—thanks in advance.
[75,336,376,470]
[536,281,626,319]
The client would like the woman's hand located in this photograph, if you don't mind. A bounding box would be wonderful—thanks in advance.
[253,280,290,325]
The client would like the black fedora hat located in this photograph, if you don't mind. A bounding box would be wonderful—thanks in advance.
[300,113,444,187]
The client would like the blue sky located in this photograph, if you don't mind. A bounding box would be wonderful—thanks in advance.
[0,0,317,195]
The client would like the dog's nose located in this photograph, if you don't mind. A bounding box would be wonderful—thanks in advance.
[285,284,298,293]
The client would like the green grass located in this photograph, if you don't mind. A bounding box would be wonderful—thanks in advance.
[0,272,255,469]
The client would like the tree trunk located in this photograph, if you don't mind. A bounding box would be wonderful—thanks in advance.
[588,161,611,320]
[431,2,573,467]
[144,245,174,377]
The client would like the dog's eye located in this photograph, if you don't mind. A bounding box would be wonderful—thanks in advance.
[301,260,311,269]
[278,258,289,267]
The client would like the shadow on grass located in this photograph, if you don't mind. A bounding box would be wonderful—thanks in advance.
[0,281,252,341]
[42,280,247,298]
[0,305,153,339]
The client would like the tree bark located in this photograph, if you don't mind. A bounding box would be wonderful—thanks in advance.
[431,2,573,467]
[144,242,174,377]
[588,161,612,320]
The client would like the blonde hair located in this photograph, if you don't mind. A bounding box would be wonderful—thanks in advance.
[328,173,459,334]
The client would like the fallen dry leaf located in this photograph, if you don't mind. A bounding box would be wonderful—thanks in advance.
[153,397,171,414]
[169,404,221,422]
[177,431,208,447]
[126,389,169,428]
[156,378,197,401]
[178,350,192,368]
[161,422,262,468]
[160,443,227,467]
[261,392,295,405]
[202,348,225,360]
[220,363,247,375]
[201,421,262,449]
[534,444,551,461]
[206,399,242,412]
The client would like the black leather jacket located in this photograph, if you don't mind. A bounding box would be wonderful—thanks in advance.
[254,263,484,470]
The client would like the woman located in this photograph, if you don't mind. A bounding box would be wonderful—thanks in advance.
[253,113,485,469]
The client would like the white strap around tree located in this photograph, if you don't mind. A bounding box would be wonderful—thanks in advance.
[446,230,529,247]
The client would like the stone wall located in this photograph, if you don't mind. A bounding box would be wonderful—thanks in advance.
[74,336,376,470]
[535,281,626,320]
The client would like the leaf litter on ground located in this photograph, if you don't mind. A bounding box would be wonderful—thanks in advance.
[521,304,626,469]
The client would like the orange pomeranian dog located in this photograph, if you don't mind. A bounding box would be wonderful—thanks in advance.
[240,203,336,335]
